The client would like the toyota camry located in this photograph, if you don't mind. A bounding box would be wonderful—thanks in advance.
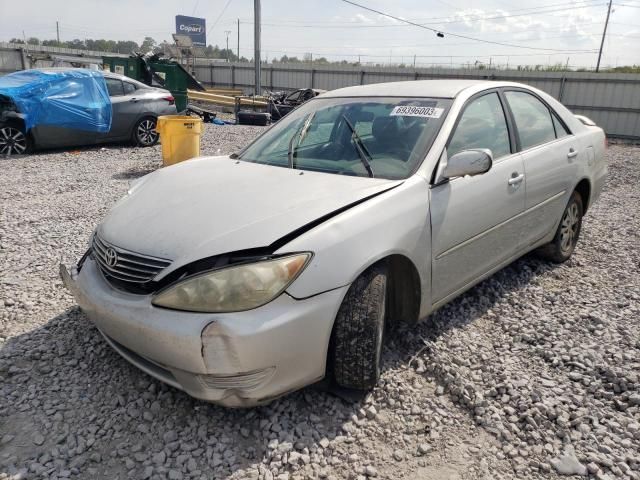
[61,80,607,407]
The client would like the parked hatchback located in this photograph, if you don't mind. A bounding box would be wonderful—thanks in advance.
[0,69,176,154]
[62,80,607,407]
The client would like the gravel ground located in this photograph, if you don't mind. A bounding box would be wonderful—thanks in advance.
[0,127,639,480]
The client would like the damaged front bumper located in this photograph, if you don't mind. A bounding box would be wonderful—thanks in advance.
[60,257,347,407]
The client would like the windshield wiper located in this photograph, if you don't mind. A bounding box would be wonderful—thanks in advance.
[342,115,374,178]
[287,112,315,169]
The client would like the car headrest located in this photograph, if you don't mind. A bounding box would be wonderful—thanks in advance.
[372,116,399,143]
[345,110,375,124]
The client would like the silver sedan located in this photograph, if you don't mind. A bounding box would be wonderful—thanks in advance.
[62,80,607,407]
[0,70,176,154]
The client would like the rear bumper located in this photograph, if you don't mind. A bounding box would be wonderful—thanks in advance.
[61,258,347,407]
[590,162,607,209]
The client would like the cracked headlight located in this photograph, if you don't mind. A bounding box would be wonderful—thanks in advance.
[152,253,311,313]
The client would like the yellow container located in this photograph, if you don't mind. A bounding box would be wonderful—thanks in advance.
[156,115,203,166]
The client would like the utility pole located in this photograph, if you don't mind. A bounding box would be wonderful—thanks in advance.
[254,0,261,95]
[56,21,60,44]
[596,0,613,72]
[237,18,240,61]
[224,30,231,62]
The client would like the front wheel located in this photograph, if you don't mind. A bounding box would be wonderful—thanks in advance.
[330,264,387,390]
[537,191,583,263]
[0,124,31,155]
[132,117,159,147]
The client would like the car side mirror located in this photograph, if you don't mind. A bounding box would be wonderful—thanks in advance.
[443,149,493,179]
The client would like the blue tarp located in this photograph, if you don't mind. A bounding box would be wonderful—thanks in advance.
[0,69,112,133]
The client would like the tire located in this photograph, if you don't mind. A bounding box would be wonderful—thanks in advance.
[330,264,387,390]
[132,117,159,147]
[0,124,32,155]
[537,191,583,263]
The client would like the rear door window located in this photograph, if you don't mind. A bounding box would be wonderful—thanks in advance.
[552,113,570,138]
[105,78,124,97]
[123,82,136,95]
[505,91,556,149]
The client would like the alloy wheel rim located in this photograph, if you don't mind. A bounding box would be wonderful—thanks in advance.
[560,202,579,253]
[137,120,158,146]
[0,127,27,155]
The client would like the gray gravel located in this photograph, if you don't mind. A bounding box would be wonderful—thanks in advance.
[0,127,639,480]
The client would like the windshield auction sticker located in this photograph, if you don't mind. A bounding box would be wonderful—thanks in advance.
[390,106,444,118]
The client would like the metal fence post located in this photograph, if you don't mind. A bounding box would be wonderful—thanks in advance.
[558,76,567,101]
[231,65,235,89]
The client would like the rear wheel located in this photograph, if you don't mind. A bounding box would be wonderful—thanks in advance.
[132,117,159,147]
[0,125,31,155]
[537,191,583,263]
[330,264,387,390]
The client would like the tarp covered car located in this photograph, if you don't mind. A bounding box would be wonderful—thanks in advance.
[0,69,112,154]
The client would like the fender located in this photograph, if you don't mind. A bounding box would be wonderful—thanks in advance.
[279,175,432,317]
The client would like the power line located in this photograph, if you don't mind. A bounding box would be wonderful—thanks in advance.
[207,0,234,36]
[246,4,607,29]
[340,0,598,52]
[237,0,606,26]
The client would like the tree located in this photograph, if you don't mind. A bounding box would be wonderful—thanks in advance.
[67,39,87,50]
[9,38,25,44]
[140,37,156,54]
[115,40,139,54]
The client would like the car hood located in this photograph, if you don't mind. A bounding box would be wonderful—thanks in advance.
[99,156,401,274]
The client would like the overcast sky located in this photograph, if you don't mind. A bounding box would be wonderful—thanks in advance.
[1,0,639,69]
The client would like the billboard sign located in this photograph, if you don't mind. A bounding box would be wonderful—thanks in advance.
[175,15,206,46]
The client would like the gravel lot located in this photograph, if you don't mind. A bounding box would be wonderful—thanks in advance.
[0,126,639,480]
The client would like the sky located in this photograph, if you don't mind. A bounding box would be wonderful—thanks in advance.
[1,0,639,69]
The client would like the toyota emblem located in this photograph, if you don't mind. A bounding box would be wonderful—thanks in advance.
[104,247,118,267]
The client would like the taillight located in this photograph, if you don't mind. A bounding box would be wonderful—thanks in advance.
[163,95,175,106]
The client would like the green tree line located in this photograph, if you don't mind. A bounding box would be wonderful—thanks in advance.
[8,36,640,72]
[8,36,246,61]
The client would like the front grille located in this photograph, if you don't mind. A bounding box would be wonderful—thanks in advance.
[92,233,172,285]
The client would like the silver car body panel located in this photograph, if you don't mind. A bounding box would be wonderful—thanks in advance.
[63,258,348,406]
[101,156,402,271]
[64,80,607,406]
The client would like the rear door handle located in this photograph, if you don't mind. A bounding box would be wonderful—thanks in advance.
[508,173,525,185]
[129,98,139,103]
[567,148,578,158]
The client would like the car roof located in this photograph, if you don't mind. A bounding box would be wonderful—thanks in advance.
[321,79,506,99]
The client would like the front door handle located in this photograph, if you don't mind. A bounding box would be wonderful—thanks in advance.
[508,173,525,185]
[567,148,578,158]
[129,98,139,103]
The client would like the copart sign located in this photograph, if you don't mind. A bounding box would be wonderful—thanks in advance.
[175,15,206,46]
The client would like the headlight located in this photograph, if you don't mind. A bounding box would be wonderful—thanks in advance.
[151,253,311,313]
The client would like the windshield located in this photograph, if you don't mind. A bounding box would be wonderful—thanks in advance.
[238,96,452,179]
